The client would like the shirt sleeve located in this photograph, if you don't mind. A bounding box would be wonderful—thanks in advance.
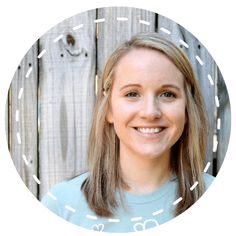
[204,173,215,189]
[40,183,66,217]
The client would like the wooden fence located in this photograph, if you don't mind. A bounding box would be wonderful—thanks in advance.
[6,7,231,200]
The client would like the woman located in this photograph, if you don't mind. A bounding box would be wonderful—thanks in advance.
[42,32,214,232]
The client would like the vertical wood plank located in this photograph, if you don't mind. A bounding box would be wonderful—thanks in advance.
[39,10,96,198]
[158,15,217,175]
[9,43,38,196]
[216,68,231,172]
[5,94,9,150]
[97,7,156,76]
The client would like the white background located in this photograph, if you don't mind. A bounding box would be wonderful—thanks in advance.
[0,0,235,235]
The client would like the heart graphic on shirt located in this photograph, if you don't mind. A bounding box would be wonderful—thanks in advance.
[92,223,105,232]
[133,219,159,232]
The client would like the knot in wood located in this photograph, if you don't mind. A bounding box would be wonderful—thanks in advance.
[66,34,75,46]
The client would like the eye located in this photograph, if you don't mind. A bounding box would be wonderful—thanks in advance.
[125,91,140,98]
[161,92,176,97]
[160,91,176,100]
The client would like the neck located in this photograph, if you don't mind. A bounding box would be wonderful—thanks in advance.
[120,148,172,195]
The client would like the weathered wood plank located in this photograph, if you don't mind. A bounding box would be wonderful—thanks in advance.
[158,15,217,175]
[9,43,38,196]
[216,68,231,172]
[5,93,9,150]
[38,10,96,198]
[97,7,157,76]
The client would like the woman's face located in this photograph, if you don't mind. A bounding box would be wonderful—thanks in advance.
[106,48,186,161]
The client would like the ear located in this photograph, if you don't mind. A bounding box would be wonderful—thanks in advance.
[106,106,113,124]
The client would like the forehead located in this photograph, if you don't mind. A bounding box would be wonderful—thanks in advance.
[113,48,184,88]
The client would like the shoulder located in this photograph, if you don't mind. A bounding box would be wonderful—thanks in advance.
[46,172,88,197]
[203,173,215,189]
[41,172,89,213]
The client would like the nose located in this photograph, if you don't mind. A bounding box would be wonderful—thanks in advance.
[139,95,162,120]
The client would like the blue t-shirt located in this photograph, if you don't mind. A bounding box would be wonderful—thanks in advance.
[41,172,214,233]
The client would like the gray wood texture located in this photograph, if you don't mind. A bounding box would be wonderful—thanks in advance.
[38,9,96,198]
[7,7,230,198]
[9,43,38,197]
[97,7,156,75]
[216,68,231,172]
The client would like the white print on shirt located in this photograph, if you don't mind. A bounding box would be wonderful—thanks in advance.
[133,218,159,232]
[91,223,105,232]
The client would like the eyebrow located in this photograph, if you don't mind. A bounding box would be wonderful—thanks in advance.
[119,83,181,91]
[161,84,181,91]
[120,84,141,91]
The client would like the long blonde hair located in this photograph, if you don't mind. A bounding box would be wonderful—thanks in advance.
[82,32,208,217]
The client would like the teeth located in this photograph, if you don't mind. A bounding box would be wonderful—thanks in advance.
[137,127,163,134]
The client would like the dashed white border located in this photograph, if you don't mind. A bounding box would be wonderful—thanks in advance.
[173,197,183,206]
[215,96,220,107]
[15,110,19,122]
[195,55,204,66]
[37,49,46,59]
[207,74,214,86]
[86,214,98,220]
[131,217,143,222]
[53,34,64,42]
[190,181,199,191]
[217,118,221,130]
[14,14,222,232]
[94,18,105,23]
[204,162,211,173]
[160,27,171,35]
[22,154,29,166]
[47,192,57,201]
[18,88,24,99]
[117,17,128,21]
[152,209,164,216]
[65,205,76,213]
[25,67,32,78]
[139,20,150,25]
[213,134,218,152]
[179,39,189,48]
[108,219,120,223]
[73,24,84,31]
[16,132,21,144]
[32,174,41,185]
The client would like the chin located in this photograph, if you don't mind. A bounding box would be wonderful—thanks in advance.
[137,150,166,160]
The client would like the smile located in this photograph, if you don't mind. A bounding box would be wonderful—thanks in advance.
[135,127,164,134]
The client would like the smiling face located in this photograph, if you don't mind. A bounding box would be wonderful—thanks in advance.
[106,48,186,163]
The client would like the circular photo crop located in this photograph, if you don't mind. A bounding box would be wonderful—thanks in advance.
[5,6,231,233]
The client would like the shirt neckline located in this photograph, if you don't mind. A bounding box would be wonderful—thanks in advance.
[123,175,178,204]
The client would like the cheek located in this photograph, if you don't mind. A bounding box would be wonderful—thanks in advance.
[114,101,139,118]
[111,102,139,133]
[167,103,186,127]
[176,110,186,126]
[106,102,114,124]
